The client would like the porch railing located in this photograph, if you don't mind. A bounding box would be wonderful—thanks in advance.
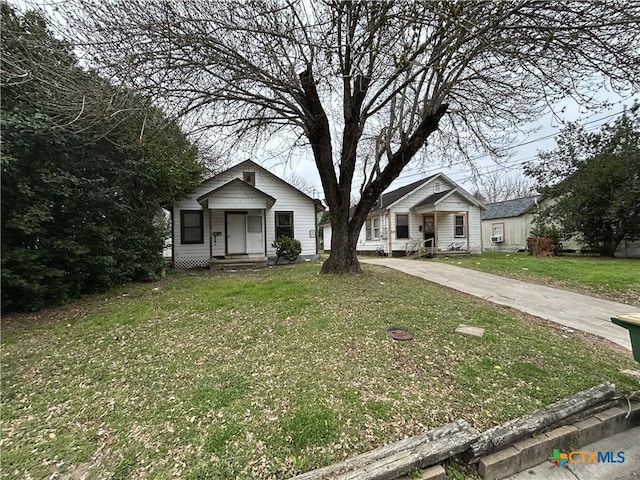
[418,238,436,258]
[405,239,420,257]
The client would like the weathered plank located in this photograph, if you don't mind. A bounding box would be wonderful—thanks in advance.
[289,419,479,480]
[554,397,624,428]
[464,382,616,463]
[336,426,479,480]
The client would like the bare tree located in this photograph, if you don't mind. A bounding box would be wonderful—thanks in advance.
[284,173,316,197]
[474,171,536,203]
[54,0,639,272]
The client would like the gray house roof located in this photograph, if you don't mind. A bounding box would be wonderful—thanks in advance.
[371,176,437,210]
[412,190,453,209]
[482,195,541,220]
[321,173,485,226]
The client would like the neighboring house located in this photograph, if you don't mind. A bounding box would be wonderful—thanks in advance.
[482,195,640,256]
[323,173,486,256]
[481,196,541,252]
[168,160,324,268]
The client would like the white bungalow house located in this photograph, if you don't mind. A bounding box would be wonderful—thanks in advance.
[323,173,486,256]
[168,160,324,269]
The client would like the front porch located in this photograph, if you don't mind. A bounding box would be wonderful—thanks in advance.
[402,199,471,257]
[404,238,471,258]
[198,179,276,264]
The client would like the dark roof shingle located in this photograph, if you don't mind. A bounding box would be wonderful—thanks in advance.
[412,190,453,209]
[481,195,540,220]
[371,175,437,210]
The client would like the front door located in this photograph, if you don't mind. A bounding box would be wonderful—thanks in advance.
[226,212,247,255]
[423,215,435,247]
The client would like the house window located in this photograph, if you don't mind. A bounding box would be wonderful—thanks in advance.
[243,171,255,186]
[454,214,466,238]
[434,181,441,193]
[492,223,504,239]
[275,211,294,238]
[181,210,204,244]
[365,219,372,240]
[396,214,409,239]
[373,217,380,239]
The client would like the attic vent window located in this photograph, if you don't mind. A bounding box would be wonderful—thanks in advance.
[434,181,441,193]
[243,171,255,186]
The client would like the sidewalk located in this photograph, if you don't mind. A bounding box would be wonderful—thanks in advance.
[507,426,640,479]
[360,257,636,350]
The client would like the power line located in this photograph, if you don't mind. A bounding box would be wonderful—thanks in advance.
[279,105,632,193]
[388,108,628,189]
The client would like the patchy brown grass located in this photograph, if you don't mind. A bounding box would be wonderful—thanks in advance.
[2,263,638,479]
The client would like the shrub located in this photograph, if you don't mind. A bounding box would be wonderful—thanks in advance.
[272,236,301,263]
[530,222,564,256]
[526,237,555,256]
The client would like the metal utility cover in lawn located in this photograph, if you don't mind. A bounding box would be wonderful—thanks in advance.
[386,326,413,341]
[455,324,485,337]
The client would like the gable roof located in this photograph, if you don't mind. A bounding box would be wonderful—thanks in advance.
[481,195,540,220]
[196,178,276,208]
[371,176,435,210]
[202,159,325,212]
[371,172,486,213]
[412,189,454,209]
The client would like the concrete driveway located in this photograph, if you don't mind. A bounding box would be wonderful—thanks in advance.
[360,257,636,351]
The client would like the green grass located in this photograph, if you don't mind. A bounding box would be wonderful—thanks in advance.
[2,263,638,479]
[431,252,640,306]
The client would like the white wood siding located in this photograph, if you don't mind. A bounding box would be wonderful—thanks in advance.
[481,214,535,252]
[355,213,388,252]
[173,163,317,267]
[467,207,482,253]
[355,178,457,253]
[201,182,272,209]
[435,213,456,250]
[210,209,226,257]
[172,209,211,268]
[384,178,456,253]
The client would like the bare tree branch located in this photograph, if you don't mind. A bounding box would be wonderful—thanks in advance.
[43,0,640,272]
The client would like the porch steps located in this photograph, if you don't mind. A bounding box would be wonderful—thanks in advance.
[210,257,268,271]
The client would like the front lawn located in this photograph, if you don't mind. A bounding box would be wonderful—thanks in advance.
[2,263,638,479]
[432,252,640,306]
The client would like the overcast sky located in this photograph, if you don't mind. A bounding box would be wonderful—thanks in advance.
[253,90,638,201]
[13,1,638,202]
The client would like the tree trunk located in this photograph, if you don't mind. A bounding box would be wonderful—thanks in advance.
[602,237,621,257]
[298,67,448,274]
[322,215,362,274]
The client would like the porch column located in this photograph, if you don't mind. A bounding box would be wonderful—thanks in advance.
[209,209,213,259]
[387,214,392,256]
[434,210,438,254]
[465,210,469,251]
[263,209,267,257]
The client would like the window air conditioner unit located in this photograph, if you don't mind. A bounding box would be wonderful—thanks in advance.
[491,235,504,243]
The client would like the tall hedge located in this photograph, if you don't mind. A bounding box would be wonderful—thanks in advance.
[1,4,205,311]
